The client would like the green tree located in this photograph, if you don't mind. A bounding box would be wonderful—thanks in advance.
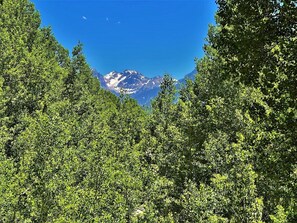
[178,0,297,221]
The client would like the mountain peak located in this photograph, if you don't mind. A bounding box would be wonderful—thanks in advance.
[105,70,118,78]
[123,69,141,75]
[101,70,160,95]
[93,68,197,105]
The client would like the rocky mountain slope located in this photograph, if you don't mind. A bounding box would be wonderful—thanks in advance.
[93,69,196,105]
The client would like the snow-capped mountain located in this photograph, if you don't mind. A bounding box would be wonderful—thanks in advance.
[92,69,196,105]
[103,70,162,95]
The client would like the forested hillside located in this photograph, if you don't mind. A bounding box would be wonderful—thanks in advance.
[0,0,296,222]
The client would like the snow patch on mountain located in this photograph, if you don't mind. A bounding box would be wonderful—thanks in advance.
[104,71,127,91]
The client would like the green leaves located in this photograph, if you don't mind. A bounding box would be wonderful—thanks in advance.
[1,0,296,221]
[270,206,288,223]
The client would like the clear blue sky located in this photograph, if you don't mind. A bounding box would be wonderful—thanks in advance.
[31,0,217,79]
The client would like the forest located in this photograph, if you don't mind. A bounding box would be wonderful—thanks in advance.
[0,0,296,222]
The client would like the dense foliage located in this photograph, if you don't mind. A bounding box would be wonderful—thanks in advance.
[0,0,296,222]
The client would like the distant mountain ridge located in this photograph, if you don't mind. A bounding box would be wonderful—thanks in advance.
[92,69,196,105]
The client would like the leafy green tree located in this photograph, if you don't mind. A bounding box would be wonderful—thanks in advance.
[173,0,296,222]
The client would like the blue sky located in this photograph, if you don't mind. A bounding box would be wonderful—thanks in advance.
[32,0,217,79]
